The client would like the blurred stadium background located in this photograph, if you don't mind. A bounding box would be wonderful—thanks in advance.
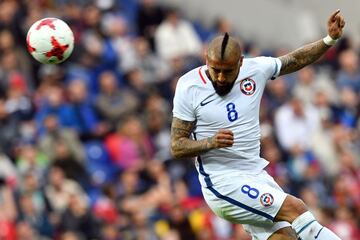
[0,0,359,239]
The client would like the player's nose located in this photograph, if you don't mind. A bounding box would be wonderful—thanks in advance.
[217,72,226,82]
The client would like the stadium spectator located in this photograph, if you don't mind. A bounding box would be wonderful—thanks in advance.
[154,7,202,63]
[105,115,154,170]
[336,49,360,94]
[66,79,109,140]
[137,0,165,50]
[95,70,139,130]
[58,193,100,239]
[44,166,87,213]
[38,115,85,163]
[144,93,172,162]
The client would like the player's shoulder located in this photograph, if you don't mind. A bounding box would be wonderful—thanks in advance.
[176,66,206,89]
[243,56,278,67]
[243,56,281,78]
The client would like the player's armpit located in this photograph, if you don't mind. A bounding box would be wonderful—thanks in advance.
[278,39,330,76]
[170,117,213,159]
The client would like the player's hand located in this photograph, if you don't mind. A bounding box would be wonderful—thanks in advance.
[327,9,345,40]
[209,129,234,149]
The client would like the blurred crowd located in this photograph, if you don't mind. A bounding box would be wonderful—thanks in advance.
[0,0,359,239]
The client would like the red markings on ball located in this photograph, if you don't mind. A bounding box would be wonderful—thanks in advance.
[45,36,69,60]
[36,18,57,30]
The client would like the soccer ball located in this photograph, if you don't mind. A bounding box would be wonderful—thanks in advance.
[26,18,74,64]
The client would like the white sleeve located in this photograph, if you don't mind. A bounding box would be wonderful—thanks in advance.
[172,79,196,121]
[257,57,282,80]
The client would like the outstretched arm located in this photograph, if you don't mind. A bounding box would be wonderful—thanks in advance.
[279,9,345,76]
[170,117,234,159]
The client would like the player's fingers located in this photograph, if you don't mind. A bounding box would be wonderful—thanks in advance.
[216,136,233,144]
[215,134,233,141]
[218,133,234,140]
[219,139,234,147]
[220,138,233,143]
[339,17,345,28]
[335,14,342,27]
[218,129,234,135]
[330,9,340,22]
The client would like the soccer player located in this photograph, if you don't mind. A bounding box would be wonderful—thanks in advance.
[171,10,345,240]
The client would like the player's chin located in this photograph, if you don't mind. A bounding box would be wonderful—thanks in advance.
[215,86,232,96]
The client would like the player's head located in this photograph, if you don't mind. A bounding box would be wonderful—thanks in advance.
[206,33,243,96]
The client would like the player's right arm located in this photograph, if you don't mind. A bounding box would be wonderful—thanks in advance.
[170,117,234,159]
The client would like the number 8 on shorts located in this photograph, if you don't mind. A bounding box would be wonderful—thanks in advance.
[241,185,260,199]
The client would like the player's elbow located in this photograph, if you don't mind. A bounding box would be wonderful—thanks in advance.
[170,147,180,159]
[170,142,183,159]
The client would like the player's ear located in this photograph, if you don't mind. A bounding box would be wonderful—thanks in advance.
[239,55,244,67]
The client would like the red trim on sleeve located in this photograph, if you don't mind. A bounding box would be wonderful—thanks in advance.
[198,67,207,84]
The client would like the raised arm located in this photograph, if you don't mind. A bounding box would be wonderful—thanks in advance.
[170,117,234,159]
[279,9,345,76]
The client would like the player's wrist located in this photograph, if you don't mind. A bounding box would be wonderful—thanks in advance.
[323,35,338,46]
[206,137,215,149]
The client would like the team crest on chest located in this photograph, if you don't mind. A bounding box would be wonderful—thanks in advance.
[240,78,256,95]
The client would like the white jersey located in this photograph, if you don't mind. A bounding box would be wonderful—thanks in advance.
[172,57,282,187]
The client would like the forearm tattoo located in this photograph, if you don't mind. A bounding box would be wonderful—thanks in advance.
[170,117,213,158]
[279,39,330,76]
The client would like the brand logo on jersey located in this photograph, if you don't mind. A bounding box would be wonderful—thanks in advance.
[200,98,215,106]
[240,78,256,95]
[260,193,274,207]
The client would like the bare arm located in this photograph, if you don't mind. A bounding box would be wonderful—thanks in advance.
[278,40,330,76]
[279,9,345,76]
[170,117,213,158]
[170,117,234,159]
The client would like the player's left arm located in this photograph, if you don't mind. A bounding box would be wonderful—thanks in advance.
[278,9,345,76]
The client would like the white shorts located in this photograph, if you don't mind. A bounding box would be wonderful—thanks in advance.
[201,170,291,240]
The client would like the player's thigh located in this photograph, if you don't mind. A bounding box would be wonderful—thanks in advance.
[243,221,292,240]
[275,194,308,223]
[267,226,297,240]
[201,171,288,225]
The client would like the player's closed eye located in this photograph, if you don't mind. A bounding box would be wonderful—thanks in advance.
[212,68,221,73]
[212,68,233,74]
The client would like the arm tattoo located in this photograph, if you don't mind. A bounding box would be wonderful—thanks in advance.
[279,39,331,76]
[170,117,214,158]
